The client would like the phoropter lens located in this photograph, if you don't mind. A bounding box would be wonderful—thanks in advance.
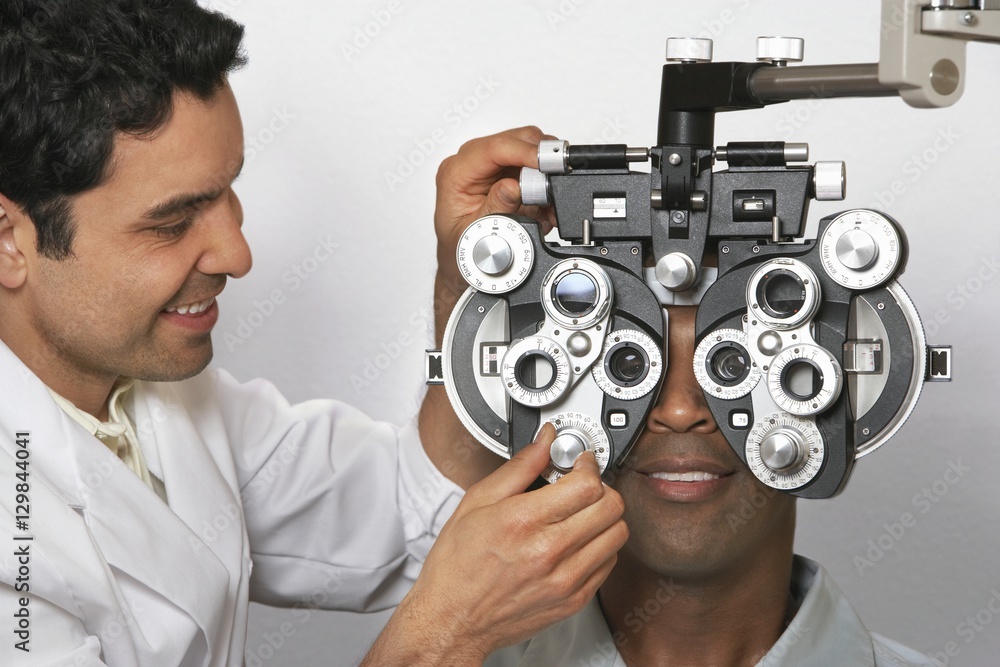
[712,347,749,383]
[610,347,645,382]
[604,342,649,387]
[757,269,806,319]
[553,272,598,317]
[706,342,751,386]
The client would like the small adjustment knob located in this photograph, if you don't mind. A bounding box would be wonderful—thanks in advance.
[819,210,902,289]
[756,37,805,66]
[538,140,570,174]
[456,216,534,294]
[666,37,713,63]
[655,252,698,292]
[566,332,592,357]
[813,161,846,201]
[519,168,550,206]
[550,432,588,470]
[759,428,808,473]
[836,228,879,270]
[472,236,513,276]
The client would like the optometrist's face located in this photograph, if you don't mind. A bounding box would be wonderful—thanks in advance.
[21,84,251,386]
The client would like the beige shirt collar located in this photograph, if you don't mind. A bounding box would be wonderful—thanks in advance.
[46,379,166,500]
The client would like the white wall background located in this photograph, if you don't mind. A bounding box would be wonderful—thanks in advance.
[202,1,1000,664]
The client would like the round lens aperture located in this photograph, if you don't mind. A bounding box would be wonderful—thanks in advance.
[515,350,557,392]
[553,272,598,317]
[780,359,823,401]
[757,269,806,319]
[609,346,646,384]
[592,329,663,400]
[712,347,749,383]
[706,341,751,387]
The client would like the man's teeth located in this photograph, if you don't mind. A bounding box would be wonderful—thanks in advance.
[165,298,215,315]
[649,471,721,482]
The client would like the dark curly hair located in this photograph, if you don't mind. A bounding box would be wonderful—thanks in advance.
[0,0,247,259]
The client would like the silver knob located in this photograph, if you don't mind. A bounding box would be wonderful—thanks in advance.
[666,37,713,63]
[519,168,550,206]
[756,37,805,66]
[473,236,513,276]
[759,427,808,473]
[757,330,783,357]
[784,143,809,163]
[550,431,588,470]
[566,332,592,357]
[835,228,879,270]
[538,140,570,174]
[655,252,698,291]
[813,161,846,201]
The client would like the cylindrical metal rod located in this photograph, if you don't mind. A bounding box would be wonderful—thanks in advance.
[750,63,898,101]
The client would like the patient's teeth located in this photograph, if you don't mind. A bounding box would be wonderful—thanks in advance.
[649,471,721,482]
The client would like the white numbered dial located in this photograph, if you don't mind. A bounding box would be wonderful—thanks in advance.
[693,328,761,399]
[501,337,571,407]
[820,209,902,289]
[746,414,825,491]
[767,344,843,416]
[541,411,611,483]
[592,329,663,400]
[457,216,534,294]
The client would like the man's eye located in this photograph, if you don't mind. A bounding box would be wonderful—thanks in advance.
[152,217,194,238]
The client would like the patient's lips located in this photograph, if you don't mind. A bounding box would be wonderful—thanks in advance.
[631,457,735,502]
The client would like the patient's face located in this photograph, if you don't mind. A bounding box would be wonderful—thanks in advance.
[610,306,796,579]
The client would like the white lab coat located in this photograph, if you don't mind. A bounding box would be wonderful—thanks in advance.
[0,339,463,666]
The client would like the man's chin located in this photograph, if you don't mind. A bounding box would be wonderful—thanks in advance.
[129,345,213,383]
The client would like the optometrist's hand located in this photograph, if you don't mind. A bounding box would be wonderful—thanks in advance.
[361,423,628,666]
[420,126,557,489]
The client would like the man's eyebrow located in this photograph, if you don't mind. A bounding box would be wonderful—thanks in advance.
[143,190,221,221]
[141,157,245,221]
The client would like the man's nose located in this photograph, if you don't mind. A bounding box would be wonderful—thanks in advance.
[646,371,718,434]
[645,308,719,435]
[196,188,252,279]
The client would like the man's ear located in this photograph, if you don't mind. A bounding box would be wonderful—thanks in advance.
[0,193,29,289]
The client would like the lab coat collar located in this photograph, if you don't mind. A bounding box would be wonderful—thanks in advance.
[0,339,240,664]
